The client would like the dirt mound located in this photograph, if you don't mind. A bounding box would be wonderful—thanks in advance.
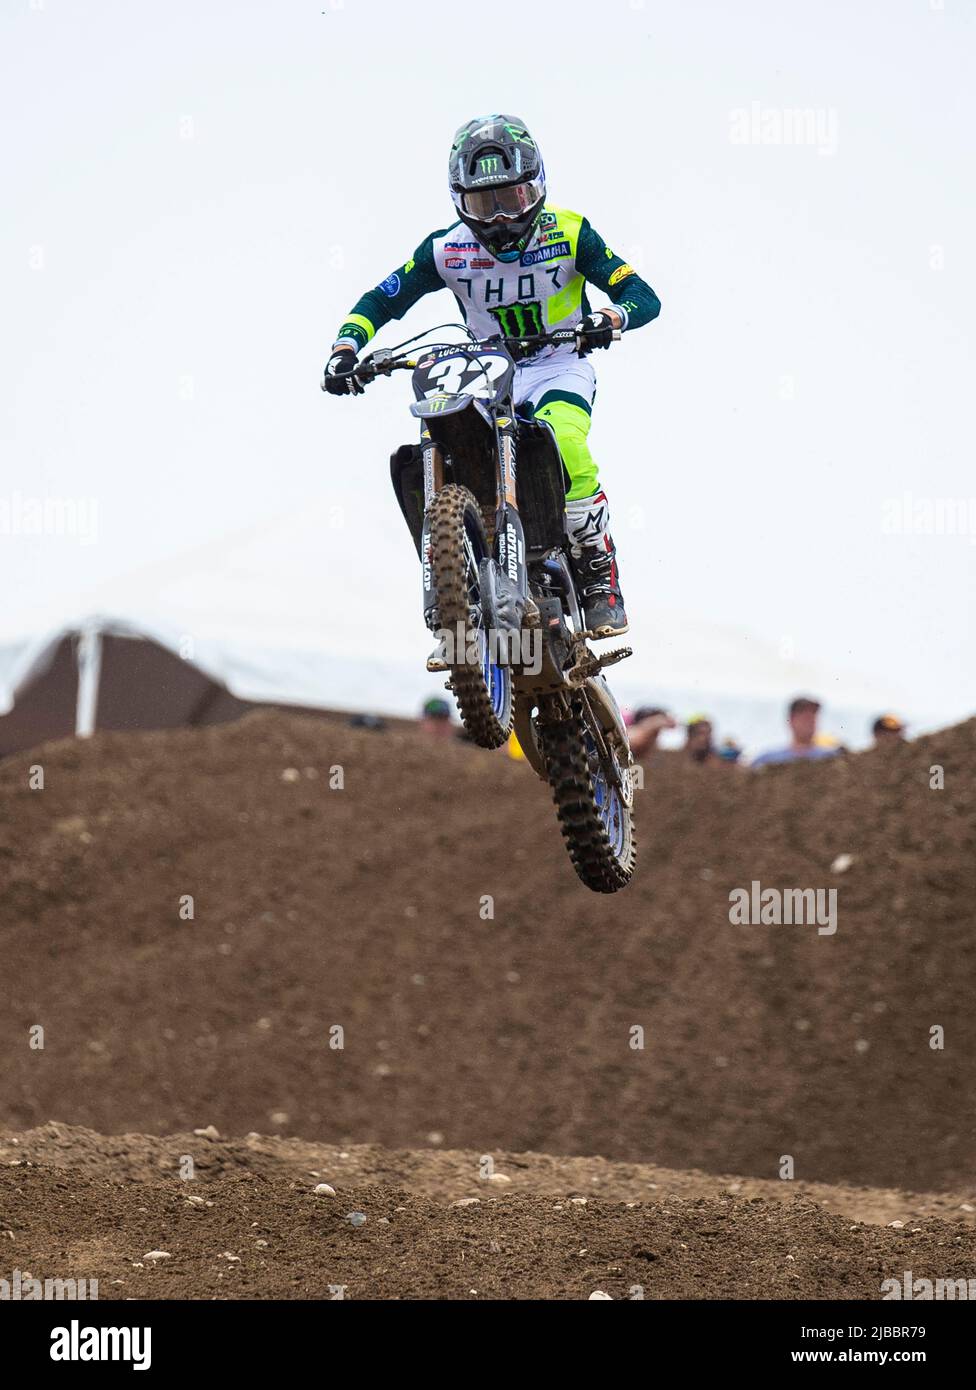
[4,1121,975,1227]
[1,711,974,1189]
[4,1124,975,1300]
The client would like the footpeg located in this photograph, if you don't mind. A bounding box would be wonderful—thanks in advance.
[578,623,630,641]
[565,642,633,683]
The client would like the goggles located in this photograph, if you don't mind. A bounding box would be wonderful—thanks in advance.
[459,175,545,222]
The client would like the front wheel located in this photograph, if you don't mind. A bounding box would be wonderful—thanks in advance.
[428,484,513,749]
[536,695,637,892]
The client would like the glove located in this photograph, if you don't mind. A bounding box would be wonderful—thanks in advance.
[322,348,363,395]
[576,311,619,356]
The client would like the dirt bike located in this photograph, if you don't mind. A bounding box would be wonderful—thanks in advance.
[337,324,636,893]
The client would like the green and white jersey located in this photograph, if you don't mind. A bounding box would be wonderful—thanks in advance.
[333,204,660,356]
[429,207,604,340]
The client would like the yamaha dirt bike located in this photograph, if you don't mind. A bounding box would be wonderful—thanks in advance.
[336,324,636,893]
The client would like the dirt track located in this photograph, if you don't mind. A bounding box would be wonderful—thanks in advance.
[3,1122,976,1300]
[1,710,974,1298]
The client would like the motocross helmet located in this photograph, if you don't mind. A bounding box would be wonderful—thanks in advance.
[448,115,546,263]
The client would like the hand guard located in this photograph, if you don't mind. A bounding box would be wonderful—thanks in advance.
[322,348,364,395]
[576,312,619,356]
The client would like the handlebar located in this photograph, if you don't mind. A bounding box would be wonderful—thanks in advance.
[329,325,621,390]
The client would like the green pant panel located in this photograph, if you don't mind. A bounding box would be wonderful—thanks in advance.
[531,391,599,501]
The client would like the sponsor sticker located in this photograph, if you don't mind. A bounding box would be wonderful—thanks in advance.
[379,273,400,297]
[505,522,519,580]
[519,240,571,267]
[445,241,479,251]
[609,263,636,286]
[537,210,557,232]
[470,257,494,269]
[445,257,467,269]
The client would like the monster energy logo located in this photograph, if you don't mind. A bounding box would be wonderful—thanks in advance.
[488,301,544,337]
[478,155,500,174]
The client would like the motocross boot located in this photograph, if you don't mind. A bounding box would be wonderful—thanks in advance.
[565,491,629,638]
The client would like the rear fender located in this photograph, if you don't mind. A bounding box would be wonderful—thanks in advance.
[583,675,634,800]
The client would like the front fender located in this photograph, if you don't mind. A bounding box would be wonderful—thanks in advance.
[409,393,493,428]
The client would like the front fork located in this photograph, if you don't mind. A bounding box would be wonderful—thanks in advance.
[420,426,445,626]
[492,414,528,610]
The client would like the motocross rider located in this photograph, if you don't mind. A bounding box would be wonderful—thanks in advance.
[323,114,662,637]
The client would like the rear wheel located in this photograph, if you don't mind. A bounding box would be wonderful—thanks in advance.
[428,484,513,749]
[536,695,636,892]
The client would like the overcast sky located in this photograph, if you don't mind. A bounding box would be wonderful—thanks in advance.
[2,0,973,739]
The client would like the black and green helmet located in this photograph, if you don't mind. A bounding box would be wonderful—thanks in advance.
[448,115,546,263]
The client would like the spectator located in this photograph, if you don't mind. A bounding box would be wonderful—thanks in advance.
[349,712,387,731]
[814,732,847,753]
[420,695,454,740]
[685,713,718,765]
[872,713,906,747]
[628,706,677,761]
[717,737,744,764]
[752,696,841,768]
